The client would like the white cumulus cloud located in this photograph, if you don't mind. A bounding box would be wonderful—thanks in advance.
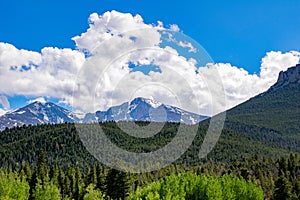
[0,43,85,100]
[72,10,161,54]
[0,11,299,117]
[0,43,42,69]
[178,41,197,53]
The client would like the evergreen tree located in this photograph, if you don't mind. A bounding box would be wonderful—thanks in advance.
[29,149,48,200]
[96,164,106,192]
[57,168,65,199]
[74,167,84,200]
[85,165,97,186]
[273,173,293,200]
[106,168,130,200]
[291,178,300,199]
[64,166,76,199]
[49,164,59,186]
[19,161,31,182]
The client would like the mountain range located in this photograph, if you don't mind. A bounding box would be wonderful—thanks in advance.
[1,64,300,133]
[0,97,207,131]
[0,64,299,168]
[84,97,207,124]
[0,102,79,131]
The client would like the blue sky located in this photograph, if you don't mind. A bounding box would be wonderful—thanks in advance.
[1,0,299,72]
[0,0,299,112]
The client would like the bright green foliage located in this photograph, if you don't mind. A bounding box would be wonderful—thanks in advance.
[96,164,106,191]
[0,153,299,199]
[129,172,264,200]
[32,178,61,200]
[0,170,30,200]
[83,184,106,200]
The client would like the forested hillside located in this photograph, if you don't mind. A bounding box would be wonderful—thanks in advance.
[0,122,297,169]
[0,149,299,199]
[225,65,300,143]
[0,121,299,199]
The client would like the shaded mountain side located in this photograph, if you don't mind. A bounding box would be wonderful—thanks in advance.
[223,121,299,151]
[223,64,300,149]
[225,83,300,136]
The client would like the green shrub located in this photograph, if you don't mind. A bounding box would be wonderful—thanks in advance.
[129,172,264,200]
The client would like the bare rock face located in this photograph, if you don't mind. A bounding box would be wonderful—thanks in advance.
[277,64,300,83]
[271,64,300,89]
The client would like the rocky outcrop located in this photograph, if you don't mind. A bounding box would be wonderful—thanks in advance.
[271,64,300,89]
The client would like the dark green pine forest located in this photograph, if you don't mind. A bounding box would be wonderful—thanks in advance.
[0,65,300,199]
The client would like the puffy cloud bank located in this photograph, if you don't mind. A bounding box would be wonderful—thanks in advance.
[0,10,299,116]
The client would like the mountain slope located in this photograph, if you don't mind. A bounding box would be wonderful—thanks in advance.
[85,97,208,124]
[0,102,79,130]
[0,122,294,169]
[222,64,300,152]
[1,66,300,168]
[226,64,300,135]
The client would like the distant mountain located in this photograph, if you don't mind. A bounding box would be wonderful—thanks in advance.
[1,66,300,168]
[0,97,207,131]
[223,64,300,151]
[0,102,79,131]
[84,97,207,124]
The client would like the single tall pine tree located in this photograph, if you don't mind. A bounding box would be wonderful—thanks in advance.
[29,149,48,200]
[105,168,130,200]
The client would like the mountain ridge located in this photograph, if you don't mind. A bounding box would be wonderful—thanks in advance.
[223,64,300,150]
[88,97,207,124]
[0,97,207,131]
[0,101,79,131]
[270,63,300,91]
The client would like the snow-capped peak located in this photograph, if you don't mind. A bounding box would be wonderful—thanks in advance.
[0,97,208,131]
[144,97,162,108]
[130,97,162,108]
[28,97,47,104]
[91,97,207,124]
[0,101,80,131]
